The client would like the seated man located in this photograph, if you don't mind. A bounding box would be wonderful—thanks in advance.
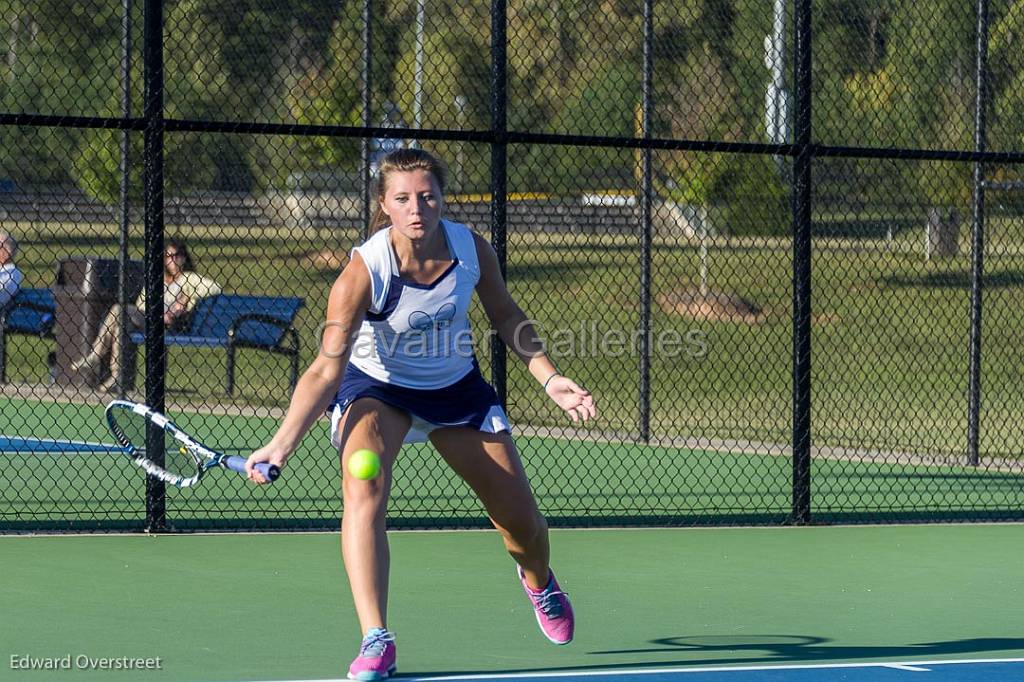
[0,231,23,310]
[72,238,221,391]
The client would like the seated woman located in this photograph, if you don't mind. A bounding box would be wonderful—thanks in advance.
[0,231,23,310]
[72,238,221,391]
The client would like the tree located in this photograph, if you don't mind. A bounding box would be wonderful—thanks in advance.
[990,0,1024,155]
[0,0,121,189]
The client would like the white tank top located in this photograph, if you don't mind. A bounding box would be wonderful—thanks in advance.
[348,219,480,389]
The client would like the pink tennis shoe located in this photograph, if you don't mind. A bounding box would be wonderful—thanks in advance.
[347,627,396,681]
[518,565,575,644]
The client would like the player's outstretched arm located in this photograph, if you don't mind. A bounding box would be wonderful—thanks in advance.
[246,253,372,483]
[473,232,596,423]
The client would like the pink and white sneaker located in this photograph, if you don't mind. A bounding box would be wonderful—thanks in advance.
[518,565,575,645]
[347,627,396,681]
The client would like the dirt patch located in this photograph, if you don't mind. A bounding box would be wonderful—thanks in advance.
[811,312,842,325]
[656,287,765,323]
[302,248,349,271]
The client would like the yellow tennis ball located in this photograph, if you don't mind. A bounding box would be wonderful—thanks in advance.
[348,449,381,480]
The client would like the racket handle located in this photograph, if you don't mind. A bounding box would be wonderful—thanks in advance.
[224,455,281,482]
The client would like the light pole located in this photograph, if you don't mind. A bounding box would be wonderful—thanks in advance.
[413,0,425,148]
[455,94,466,190]
[764,0,790,150]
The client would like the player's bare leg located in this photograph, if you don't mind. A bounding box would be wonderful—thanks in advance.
[431,427,574,644]
[336,398,411,634]
[430,428,550,585]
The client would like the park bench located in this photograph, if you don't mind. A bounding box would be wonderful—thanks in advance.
[129,293,304,396]
[0,288,56,384]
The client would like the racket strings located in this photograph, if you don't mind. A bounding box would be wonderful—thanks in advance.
[109,408,199,479]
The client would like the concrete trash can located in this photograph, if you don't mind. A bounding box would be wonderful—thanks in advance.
[53,256,143,385]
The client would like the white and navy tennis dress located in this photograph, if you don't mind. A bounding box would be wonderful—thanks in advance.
[328,219,511,446]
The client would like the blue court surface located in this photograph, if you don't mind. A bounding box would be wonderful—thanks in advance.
[389,658,1024,681]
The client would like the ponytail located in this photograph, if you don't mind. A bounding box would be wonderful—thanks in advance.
[368,203,389,235]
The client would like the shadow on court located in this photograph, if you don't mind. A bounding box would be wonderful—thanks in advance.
[405,635,1024,677]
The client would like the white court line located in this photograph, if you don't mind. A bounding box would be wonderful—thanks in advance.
[238,657,1024,682]
[0,435,120,450]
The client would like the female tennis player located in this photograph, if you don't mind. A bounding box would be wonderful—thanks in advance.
[246,148,595,681]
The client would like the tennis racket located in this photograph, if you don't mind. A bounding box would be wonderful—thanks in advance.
[105,400,280,488]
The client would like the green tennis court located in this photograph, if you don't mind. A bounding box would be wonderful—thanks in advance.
[3,396,1023,531]
[3,525,1024,681]
[5,400,1024,681]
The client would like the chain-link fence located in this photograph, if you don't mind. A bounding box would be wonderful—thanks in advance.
[1,0,1022,531]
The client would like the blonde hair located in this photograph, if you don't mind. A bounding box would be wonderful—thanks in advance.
[369,148,448,234]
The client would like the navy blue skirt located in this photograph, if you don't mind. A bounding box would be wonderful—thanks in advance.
[328,361,511,446]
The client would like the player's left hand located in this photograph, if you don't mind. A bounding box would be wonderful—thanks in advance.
[545,375,596,423]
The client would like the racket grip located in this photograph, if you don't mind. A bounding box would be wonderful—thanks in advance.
[224,455,281,482]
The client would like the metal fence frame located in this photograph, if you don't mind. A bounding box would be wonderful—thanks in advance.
[2,0,1023,532]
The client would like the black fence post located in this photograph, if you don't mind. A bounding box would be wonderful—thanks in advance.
[967,0,989,467]
[490,0,508,405]
[142,0,167,532]
[638,0,653,444]
[791,0,813,525]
